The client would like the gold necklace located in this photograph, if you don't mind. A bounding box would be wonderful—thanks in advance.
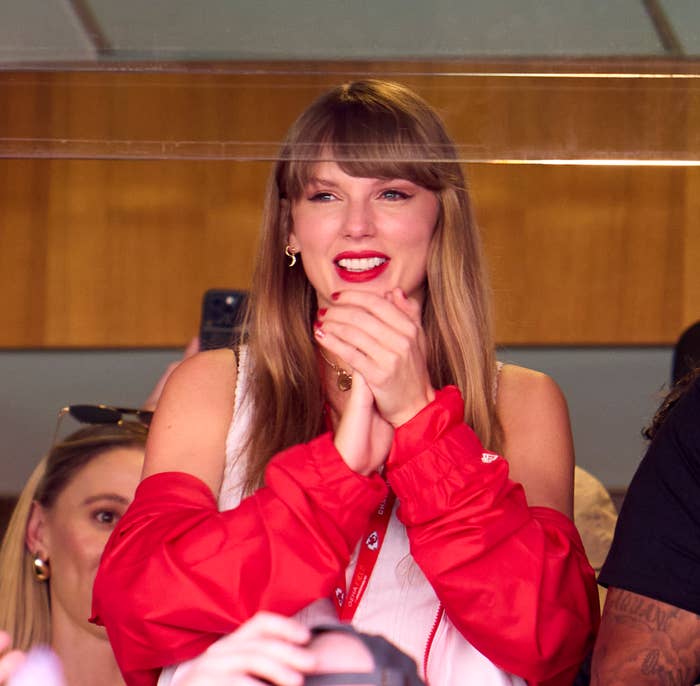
[318,349,353,392]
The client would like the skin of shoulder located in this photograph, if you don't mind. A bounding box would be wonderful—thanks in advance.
[496,364,575,517]
[141,347,238,495]
[591,587,700,686]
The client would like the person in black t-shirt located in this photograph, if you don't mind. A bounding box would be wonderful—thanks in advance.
[591,370,700,685]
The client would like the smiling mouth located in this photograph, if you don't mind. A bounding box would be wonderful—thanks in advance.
[336,257,387,272]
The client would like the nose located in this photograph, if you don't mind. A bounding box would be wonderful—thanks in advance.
[342,198,375,238]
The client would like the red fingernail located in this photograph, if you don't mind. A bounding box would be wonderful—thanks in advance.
[313,319,322,329]
[331,292,340,301]
[318,308,327,316]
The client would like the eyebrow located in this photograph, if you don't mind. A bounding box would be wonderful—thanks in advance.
[81,494,131,506]
[306,176,412,188]
[306,176,340,188]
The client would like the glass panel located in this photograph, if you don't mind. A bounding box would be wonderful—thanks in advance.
[1,68,698,162]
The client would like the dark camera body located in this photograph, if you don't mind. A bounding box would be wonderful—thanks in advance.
[199,289,248,351]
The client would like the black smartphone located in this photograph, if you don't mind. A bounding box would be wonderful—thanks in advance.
[199,289,248,351]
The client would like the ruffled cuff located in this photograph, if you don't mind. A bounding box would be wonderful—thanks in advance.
[387,385,484,469]
[266,431,388,533]
[304,431,388,501]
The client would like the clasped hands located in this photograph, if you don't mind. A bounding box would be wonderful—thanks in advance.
[314,288,435,476]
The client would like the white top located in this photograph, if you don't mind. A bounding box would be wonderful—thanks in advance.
[161,350,524,686]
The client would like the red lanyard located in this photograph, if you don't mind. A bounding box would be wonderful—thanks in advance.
[333,488,396,621]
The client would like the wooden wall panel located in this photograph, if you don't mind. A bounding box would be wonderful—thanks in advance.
[0,159,52,345]
[681,83,700,339]
[1,159,269,347]
[473,164,687,344]
[681,167,700,339]
[0,62,698,348]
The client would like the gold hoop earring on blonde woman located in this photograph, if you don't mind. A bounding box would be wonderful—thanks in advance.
[32,554,51,582]
[285,245,298,268]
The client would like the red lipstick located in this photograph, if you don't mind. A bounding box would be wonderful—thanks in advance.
[333,251,390,283]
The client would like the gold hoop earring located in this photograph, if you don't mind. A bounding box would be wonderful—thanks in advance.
[33,554,50,582]
[284,245,298,268]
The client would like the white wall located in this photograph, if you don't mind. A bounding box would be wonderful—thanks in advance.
[502,347,671,488]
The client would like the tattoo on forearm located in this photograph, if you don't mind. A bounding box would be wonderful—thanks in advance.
[605,589,683,632]
[591,590,700,686]
[639,648,696,686]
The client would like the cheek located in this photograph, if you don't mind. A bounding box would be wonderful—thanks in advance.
[49,523,108,579]
[413,205,440,244]
[291,207,338,250]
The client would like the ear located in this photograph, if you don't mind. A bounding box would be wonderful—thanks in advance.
[25,501,51,559]
[286,231,300,254]
[280,198,298,249]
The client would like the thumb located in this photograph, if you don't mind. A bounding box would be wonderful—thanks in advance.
[346,368,374,408]
[386,288,421,324]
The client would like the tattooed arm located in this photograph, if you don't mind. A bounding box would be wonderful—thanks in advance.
[591,587,700,686]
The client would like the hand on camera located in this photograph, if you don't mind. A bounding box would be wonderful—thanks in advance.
[176,612,315,686]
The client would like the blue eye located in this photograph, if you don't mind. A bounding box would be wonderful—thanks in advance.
[309,192,335,202]
[380,189,410,200]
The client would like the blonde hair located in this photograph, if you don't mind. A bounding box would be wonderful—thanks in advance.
[242,79,499,492]
[0,422,148,651]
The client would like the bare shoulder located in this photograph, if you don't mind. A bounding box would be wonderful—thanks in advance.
[592,588,700,686]
[497,364,570,427]
[169,346,238,389]
[157,347,239,418]
[142,348,239,493]
[496,364,574,516]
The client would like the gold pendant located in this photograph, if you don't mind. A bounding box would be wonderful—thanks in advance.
[337,369,353,392]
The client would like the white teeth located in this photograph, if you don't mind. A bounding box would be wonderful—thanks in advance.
[337,257,386,272]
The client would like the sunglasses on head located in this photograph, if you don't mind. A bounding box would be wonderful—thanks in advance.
[51,404,153,445]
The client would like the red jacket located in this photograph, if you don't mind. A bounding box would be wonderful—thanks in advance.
[92,386,598,686]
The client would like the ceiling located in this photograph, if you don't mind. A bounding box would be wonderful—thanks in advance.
[0,0,698,66]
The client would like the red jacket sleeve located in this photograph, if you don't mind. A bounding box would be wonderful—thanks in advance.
[386,386,600,686]
[91,432,387,686]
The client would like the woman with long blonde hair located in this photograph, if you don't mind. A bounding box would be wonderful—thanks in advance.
[0,419,147,686]
[93,80,599,686]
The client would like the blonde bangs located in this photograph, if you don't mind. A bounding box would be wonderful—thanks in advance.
[280,141,449,199]
[277,81,463,199]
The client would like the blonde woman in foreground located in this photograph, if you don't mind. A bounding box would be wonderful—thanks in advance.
[93,80,599,686]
